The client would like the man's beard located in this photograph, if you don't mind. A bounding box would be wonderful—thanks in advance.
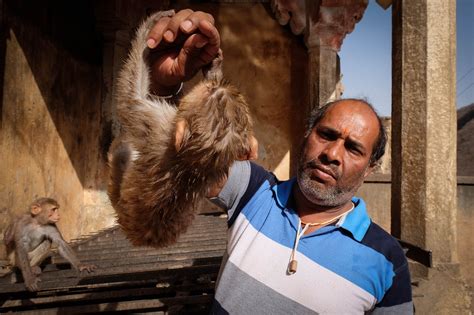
[296,158,366,207]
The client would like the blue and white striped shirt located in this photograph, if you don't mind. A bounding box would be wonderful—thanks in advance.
[211,161,412,314]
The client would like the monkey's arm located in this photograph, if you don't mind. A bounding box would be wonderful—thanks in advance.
[15,235,40,291]
[46,226,96,273]
[205,134,259,198]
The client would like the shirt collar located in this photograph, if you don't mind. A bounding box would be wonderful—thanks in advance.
[272,178,371,242]
[336,197,371,242]
[272,178,296,210]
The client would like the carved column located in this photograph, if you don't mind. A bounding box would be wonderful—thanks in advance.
[304,0,367,109]
[391,0,458,273]
[271,0,367,110]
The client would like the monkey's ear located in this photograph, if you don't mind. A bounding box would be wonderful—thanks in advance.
[174,119,188,152]
[31,204,42,216]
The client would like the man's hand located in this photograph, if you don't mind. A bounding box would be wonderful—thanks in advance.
[147,9,221,96]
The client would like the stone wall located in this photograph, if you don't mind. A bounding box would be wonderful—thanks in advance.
[357,177,474,303]
[0,1,116,258]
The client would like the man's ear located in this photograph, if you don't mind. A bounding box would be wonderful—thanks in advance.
[31,204,42,216]
[174,119,189,152]
[364,162,376,179]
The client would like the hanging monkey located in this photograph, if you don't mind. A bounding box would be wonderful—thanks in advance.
[108,11,255,248]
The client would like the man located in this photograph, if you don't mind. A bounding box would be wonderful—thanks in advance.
[146,9,413,314]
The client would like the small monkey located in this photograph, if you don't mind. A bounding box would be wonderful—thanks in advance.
[3,198,96,291]
[108,11,254,248]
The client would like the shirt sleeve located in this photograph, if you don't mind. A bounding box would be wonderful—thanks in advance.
[209,161,277,227]
[209,161,252,218]
[370,262,414,314]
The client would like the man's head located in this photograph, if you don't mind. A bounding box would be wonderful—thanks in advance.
[297,99,387,207]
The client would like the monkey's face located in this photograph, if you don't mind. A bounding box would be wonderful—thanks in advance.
[46,205,60,223]
[31,202,60,225]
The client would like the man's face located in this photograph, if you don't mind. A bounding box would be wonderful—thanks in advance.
[297,100,379,207]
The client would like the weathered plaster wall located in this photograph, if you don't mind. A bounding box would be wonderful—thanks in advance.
[0,1,115,258]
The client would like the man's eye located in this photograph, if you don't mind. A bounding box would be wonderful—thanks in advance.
[346,144,362,155]
[318,130,333,140]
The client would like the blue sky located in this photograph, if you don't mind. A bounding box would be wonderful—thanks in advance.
[339,0,474,117]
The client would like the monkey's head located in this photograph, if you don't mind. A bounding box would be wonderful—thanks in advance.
[174,80,254,177]
[31,197,60,225]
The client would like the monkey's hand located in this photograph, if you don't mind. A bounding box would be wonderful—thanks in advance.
[147,9,221,96]
[78,263,97,273]
[241,135,259,161]
[206,135,259,198]
[24,274,41,292]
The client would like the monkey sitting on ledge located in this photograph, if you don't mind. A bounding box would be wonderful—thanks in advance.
[3,197,96,291]
[108,11,255,248]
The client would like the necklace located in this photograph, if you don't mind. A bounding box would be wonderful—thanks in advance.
[287,202,355,275]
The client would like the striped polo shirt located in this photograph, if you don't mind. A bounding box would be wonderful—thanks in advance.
[211,161,412,314]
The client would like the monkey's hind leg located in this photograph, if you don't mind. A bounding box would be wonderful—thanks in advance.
[28,240,52,271]
[108,140,133,207]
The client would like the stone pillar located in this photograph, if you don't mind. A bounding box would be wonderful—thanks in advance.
[304,0,367,109]
[306,46,338,109]
[391,0,457,271]
[271,0,367,110]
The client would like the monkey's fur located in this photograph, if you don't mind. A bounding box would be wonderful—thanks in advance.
[108,11,253,248]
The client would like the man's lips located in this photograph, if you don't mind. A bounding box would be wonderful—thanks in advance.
[306,162,338,181]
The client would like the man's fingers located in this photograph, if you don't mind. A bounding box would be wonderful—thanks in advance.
[247,136,259,160]
[148,10,217,48]
[196,20,220,64]
[180,11,215,34]
[182,33,209,52]
[196,19,220,46]
[236,135,259,161]
[147,16,172,49]
[177,33,212,79]
[161,9,194,42]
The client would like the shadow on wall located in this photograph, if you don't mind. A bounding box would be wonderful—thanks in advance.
[3,0,105,187]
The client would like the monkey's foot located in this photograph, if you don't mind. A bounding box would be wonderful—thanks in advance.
[31,266,42,275]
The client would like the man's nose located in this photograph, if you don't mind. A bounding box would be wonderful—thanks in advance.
[322,140,344,165]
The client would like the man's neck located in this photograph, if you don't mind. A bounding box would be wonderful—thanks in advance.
[293,183,353,226]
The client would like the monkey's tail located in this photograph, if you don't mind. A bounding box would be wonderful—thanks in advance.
[202,49,224,82]
[115,10,175,106]
[114,10,178,144]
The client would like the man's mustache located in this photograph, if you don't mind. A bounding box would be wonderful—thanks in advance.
[304,159,340,180]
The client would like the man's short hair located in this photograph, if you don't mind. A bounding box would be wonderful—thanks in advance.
[305,98,387,166]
